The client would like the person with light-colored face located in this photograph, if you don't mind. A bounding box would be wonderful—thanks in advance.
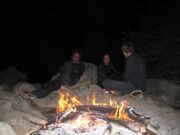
[71,52,81,63]
[98,53,118,87]
[121,43,134,59]
[103,54,111,66]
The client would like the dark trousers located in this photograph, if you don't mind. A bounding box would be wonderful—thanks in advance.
[33,62,74,98]
[43,62,74,91]
[102,79,135,94]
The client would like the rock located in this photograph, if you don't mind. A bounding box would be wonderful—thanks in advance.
[13,82,36,93]
[0,85,47,135]
[59,84,117,104]
[126,96,180,135]
[83,62,97,84]
[34,84,116,108]
[158,80,180,108]
[0,83,47,135]
[0,98,43,135]
[146,78,180,108]
[34,90,59,108]
[0,91,46,120]
[0,121,16,135]
[146,79,161,95]
[0,85,10,92]
[0,67,28,86]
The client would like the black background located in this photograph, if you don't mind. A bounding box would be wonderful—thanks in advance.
[1,1,180,82]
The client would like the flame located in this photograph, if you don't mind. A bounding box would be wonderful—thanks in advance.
[92,91,97,105]
[56,90,82,113]
[109,100,134,122]
[56,90,132,122]
[91,91,118,106]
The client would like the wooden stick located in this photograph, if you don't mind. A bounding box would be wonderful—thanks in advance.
[25,127,42,135]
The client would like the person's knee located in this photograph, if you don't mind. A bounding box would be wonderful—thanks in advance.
[102,80,107,88]
[102,79,111,88]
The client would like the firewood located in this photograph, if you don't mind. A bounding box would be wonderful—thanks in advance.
[25,127,42,135]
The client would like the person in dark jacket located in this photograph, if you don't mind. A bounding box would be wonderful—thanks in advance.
[102,42,146,95]
[98,54,119,87]
[30,49,85,98]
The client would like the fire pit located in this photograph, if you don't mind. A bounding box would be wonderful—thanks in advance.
[31,90,158,135]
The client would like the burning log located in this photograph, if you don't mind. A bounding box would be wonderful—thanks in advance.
[29,90,158,135]
[33,111,139,135]
[31,105,157,135]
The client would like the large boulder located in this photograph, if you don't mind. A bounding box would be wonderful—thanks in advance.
[13,82,36,93]
[83,62,97,84]
[0,121,16,135]
[146,78,180,108]
[0,84,47,135]
[34,84,116,108]
[0,67,28,86]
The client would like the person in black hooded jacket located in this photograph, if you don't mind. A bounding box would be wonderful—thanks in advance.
[98,54,121,87]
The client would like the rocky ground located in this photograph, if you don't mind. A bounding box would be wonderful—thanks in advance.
[0,66,180,135]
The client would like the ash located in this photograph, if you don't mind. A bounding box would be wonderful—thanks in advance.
[38,116,137,135]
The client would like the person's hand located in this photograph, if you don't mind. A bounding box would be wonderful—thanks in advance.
[103,89,119,96]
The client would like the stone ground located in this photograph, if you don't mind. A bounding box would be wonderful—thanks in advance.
[0,82,180,135]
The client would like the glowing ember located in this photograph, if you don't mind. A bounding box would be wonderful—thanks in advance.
[38,112,138,135]
[56,90,132,122]
[70,112,105,129]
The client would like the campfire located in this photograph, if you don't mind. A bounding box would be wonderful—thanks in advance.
[32,90,158,135]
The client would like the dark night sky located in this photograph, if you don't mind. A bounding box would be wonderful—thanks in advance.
[1,1,180,82]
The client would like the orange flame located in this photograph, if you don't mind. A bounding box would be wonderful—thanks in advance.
[109,100,134,122]
[56,90,82,113]
[92,91,97,105]
[56,90,132,122]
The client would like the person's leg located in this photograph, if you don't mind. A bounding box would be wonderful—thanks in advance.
[32,63,73,98]
[32,76,65,98]
[102,79,135,95]
[60,62,73,84]
[32,62,73,98]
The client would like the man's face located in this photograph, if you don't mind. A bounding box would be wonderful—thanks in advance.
[71,52,81,63]
[103,55,110,65]
[122,51,131,59]
[121,45,132,59]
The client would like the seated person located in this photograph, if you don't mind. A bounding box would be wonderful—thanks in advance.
[31,49,85,98]
[98,53,120,87]
[102,42,146,95]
